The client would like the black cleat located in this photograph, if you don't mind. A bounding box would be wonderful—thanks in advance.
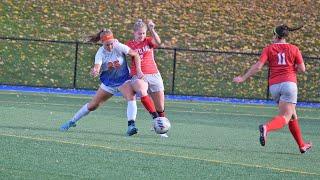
[259,125,267,146]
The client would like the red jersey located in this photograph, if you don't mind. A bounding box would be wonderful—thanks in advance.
[126,37,159,75]
[259,43,304,86]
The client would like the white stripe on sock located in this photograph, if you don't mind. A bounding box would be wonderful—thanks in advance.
[71,103,90,123]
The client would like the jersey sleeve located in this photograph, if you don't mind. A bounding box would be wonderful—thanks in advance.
[146,37,158,48]
[115,42,131,55]
[94,46,104,65]
[295,48,304,64]
[259,47,269,63]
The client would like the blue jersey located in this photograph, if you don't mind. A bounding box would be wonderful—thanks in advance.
[94,42,131,87]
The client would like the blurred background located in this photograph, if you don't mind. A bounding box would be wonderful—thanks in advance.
[0,0,319,102]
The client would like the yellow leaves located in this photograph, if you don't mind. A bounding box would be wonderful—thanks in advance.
[43,8,49,14]
[303,76,308,81]
[62,26,71,31]
[98,4,107,12]
[1,0,318,52]
[0,1,319,96]
[20,54,26,61]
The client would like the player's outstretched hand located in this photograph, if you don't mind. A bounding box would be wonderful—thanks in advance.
[90,68,99,77]
[147,20,155,30]
[136,71,145,79]
[233,76,245,83]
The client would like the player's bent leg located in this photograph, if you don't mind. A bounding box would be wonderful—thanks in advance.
[289,117,305,149]
[150,91,165,117]
[87,87,113,111]
[265,101,292,132]
[60,87,112,132]
[259,115,286,146]
[258,101,293,145]
[131,79,149,96]
[288,105,311,152]
[278,101,294,124]
[131,79,158,119]
[150,91,169,138]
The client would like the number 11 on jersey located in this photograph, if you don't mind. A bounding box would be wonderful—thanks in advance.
[277,53,286,65]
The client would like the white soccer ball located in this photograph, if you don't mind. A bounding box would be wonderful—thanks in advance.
[153,117,171,134]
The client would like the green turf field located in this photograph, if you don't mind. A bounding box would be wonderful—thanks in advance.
[0,91,319,179]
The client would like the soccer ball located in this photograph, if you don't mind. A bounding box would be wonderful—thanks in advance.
[153,117,171,134]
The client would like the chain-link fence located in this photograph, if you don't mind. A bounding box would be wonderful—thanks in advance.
[0,37,319,102]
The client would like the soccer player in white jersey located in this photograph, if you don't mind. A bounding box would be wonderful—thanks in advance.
[60,29,144,136]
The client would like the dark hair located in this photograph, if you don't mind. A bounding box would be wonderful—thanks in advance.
[87,28,113,43]
[273,24,303,38]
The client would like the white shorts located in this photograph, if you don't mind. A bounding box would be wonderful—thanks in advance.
[100,83,119,95]
[269,82,298,104]
[131,72,164,93]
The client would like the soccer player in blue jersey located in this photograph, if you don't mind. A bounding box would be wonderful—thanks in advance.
[60,29,144,136]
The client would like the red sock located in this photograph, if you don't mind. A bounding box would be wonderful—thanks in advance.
[266,116,287,133]
[288,118,305,148]
[141,96,156,113]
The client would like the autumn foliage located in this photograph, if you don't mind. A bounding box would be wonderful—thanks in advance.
[0,1,319,101]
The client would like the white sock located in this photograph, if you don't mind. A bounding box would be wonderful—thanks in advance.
[127,100,137,121]
[70,103,90,123]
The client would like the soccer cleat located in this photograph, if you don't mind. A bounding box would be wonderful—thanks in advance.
[259,124,267,146]
[60,121,76,132]
[127,124,138,136]
[300,142,312,154]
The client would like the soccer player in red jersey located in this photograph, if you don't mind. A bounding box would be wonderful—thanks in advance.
[126,19,168,137]
[233,24,312,153]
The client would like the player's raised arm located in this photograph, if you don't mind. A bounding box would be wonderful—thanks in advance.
[147,19,161,46]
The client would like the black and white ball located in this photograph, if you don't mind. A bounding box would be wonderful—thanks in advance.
[153,117,171,134]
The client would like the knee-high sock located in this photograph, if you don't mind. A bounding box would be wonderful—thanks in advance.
[141,96,158,119]
[127,100,137,121]
[70,103,90,123]
[266,115,286,133]
[288,118,305,148]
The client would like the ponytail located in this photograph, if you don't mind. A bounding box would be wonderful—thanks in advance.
[287,25,303,32]
[274,24,303,38]
[87,28,113,43]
